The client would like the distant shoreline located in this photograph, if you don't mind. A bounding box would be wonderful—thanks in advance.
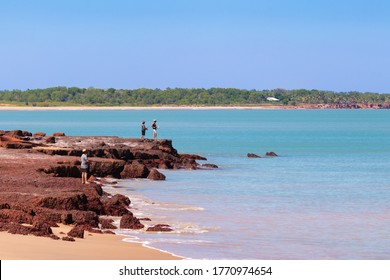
[0,105,283,110]
[0,104,385,110]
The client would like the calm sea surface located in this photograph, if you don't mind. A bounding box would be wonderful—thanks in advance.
[1,109,390,259]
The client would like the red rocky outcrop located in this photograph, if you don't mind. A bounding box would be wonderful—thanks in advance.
[99,218,117,229]
[0,220,56,238]
[0,130,32,138]
[30,219,54,236]
[0,136,35,149]
[30,208,99,227]
[120,161,150,179]
[41,165,81,177]
[101,194,130,216]
[0,130,215,241]
[179,154,207,161]
[46,136,56,143]
[180,158,199,170]
[147,169,166,180]
[89,159,126,178]
[119,213,144,230]
[0,209,34,224]
[5,133,210,176]
[67,226,84,238]
[0,223,31,235]
[33,194,89,211]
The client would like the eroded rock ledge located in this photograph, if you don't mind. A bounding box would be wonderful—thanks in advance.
[0,130,216,239]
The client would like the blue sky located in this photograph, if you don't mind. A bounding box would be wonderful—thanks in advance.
[1,0,389,92]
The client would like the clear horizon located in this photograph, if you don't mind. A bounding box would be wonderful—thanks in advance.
[1,0,389,93]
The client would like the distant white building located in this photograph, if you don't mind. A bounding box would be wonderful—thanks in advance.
[266,97,280,101]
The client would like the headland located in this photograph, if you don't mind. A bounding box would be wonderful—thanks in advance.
[0,129,215,259]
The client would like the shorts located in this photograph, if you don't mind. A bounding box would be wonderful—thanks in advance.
[81,167,88,173]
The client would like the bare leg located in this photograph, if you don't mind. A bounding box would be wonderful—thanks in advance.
[82,172,89,184]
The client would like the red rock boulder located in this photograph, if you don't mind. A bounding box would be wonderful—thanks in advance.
[46,136,56,143]
[146,224,173,232]
[89,159,126,178]
[147,169,166,180]
[5,130,31,138]
[247,153,261,158]
[99,218,117,229]
[67,226,84,238]
[120,161,150,179]
[119,213,144,230]
[101,194,130,216]
[30,219,54,236]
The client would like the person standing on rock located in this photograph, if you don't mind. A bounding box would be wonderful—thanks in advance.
[151,119,159,140]
[141,121,147,139]
[81,149,90,184]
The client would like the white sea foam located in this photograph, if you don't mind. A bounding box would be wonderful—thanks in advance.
[120,236,189,259]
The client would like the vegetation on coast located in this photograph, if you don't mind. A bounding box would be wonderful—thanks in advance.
[1,87,390,107]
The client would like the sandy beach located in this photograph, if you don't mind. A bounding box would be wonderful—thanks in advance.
[0,224,181,260]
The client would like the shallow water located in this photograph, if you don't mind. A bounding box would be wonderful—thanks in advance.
[2,109,390,259]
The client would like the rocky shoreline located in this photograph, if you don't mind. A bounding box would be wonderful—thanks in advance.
[0,129,216,242]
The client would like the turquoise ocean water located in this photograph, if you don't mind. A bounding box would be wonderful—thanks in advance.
[1,109,389,259]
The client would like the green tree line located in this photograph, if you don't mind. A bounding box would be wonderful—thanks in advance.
[0,87,389,106]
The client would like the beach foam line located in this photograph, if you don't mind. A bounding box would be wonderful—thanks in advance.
[121,236,190,260]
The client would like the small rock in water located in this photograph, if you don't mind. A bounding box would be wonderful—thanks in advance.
[146,224,173,232]
[202,163,218,168]
[247,153,261,158]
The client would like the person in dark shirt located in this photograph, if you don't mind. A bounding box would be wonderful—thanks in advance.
[141,121,147,139]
